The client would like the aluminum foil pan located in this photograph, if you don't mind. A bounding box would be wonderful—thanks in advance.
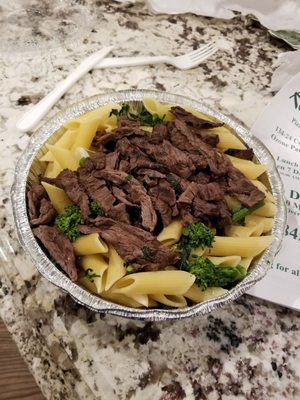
[11,90,286,321]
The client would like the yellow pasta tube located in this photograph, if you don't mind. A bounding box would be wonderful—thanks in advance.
[46,144,79,171]
[252,202,277,217]
[205,236,273,257]
[157,219,183,246]
[225,223,264,237]
[111,270,195,295]
[206,256,242,267]
[183,106,216,123]
[40,129,77,161]
[130,294,149,307]
[244,215,274,233]
[184,284,228,303]
[239,257,253,271]
[43,161,63,179]
[73,233,108,256]
[227,156,267,179]
[80,254,109,293]
[150,294,187,308]
[224,195,241,210]
[210,127,247,150]
[71,118,99,151]
[101,291,145,308]
[105,246,127,291]
[41,182,72,214]
[143,97,173,121]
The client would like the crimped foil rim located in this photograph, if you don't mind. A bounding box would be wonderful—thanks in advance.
[11,90,286,321]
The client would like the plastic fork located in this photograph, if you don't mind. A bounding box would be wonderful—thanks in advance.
[95,42,217,70]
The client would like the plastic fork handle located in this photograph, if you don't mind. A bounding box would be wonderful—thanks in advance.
[16,46,113,132]
[95,56,169,69]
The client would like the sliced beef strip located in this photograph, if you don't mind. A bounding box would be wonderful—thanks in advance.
[197,182,224,201]
[108,203,130,224]
[170,106,222,129]
[180,207,196,226]
[190,127,219,147]
[45,169,90,219]
[135,168,166,179]
[27,182,56,225]
[150,123,168,144]
[190,172,210,185]
[89,217,178,271]
[226,148,254,161]
[95,169,157,232]
[118,160,130,172]
[167,119,226,176]
[131,136,195,178]
[119,116,140,128]
[94,126,147,146]
[78,167,115,212]
[30,198,57,226]
[226,166,265,207]
[33,225,77,281]
[177,182,199,206]
[149,179,178,226]
[111,186,137,207]
[192,196,231,229]
[105,151,119,170]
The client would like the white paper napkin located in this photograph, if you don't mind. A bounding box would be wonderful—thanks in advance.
[146,0,300,31]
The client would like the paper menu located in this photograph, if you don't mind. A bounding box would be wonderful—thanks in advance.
[247,72,300,310]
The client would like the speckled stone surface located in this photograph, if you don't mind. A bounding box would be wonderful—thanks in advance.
[0,1,299,399]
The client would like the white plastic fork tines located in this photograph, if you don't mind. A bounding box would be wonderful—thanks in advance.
[95,42,217,70]
[16,46,114,133]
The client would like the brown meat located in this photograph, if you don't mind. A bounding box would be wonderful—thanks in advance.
[33,225,77,281]
[149,179,178,226]
[27,183,56,226]
[170,106,222,129]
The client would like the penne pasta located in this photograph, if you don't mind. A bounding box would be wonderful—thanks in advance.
[71,117,99,151]
[252,201,277,217]
[111,271,195,295]
[105,246,127,291]
[143,97,173,121]
[184,284,228,303]
[43,160,63,178]
[73,233,108,255]
[206,255,242,267]
[79,254,109,293]
[150,294,187,308]
[46,144,79,171]
[157,219,183,247]
[210,126,247,150]
[244,215,274,233]
[205,236,273,258]
[41,181,72,214]
[227,155,267,179]
[239,257,253,271]
[250,180,275,203]
[224,195,241,210]
[101,290,145,308]
[225,223,264,237]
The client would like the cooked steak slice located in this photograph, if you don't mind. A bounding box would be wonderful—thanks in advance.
[170,106,222,129]
[118,159,130,172]
[111,186,137,207]
[33,225,77,281]
[45,169,90,219]
[90,217,178,271]
[131,136,195,178]
[96,169,157,232]
[177,182,199,206]
[150,123,168,144]
[180,207,196,226]
[226,148,254,161]
[105,151,119,170]
[226,166,265,207]
[198,182,224,201]
[167,119,226,176]
[30,198,57,226]
[193,196,231,229]
[27,182,56,225]
[136,168,166,179]
[191,127,219,147]
[94,126,147,146]
[149,179,178,226]
[119,116,140,128]
[108,203,130,224]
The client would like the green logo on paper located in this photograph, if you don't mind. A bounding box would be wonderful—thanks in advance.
[290,92,300,110]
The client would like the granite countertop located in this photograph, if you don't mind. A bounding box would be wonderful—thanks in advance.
[0,1,299,399]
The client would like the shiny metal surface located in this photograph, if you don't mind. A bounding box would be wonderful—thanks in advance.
[11,90,286,320]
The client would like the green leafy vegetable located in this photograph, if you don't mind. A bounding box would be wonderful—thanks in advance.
[232,201,265,224]
[110,102,165,127]
[141,246,152,259]
[79,157,87,166]
[166,174,181,191]
[84,268,101,282]
[182,256,246,289]
[126,264,136,273]
[89,201,106,217]
[55,205,84,241]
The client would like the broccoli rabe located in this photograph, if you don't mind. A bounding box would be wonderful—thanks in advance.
[232,201,265,224]
[110,102,164,127]
[89,201,106,217]
[54,205,84,241]
[183,256,247,289]
[177,222,214,264]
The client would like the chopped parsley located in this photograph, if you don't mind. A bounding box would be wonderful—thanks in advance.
[89,201,106,217]
[54,205,84,241]
[79,157,87,166]
[84,268,101,282]
[110,102,165,127]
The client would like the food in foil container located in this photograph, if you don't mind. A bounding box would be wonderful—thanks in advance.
[25,97,276,310]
